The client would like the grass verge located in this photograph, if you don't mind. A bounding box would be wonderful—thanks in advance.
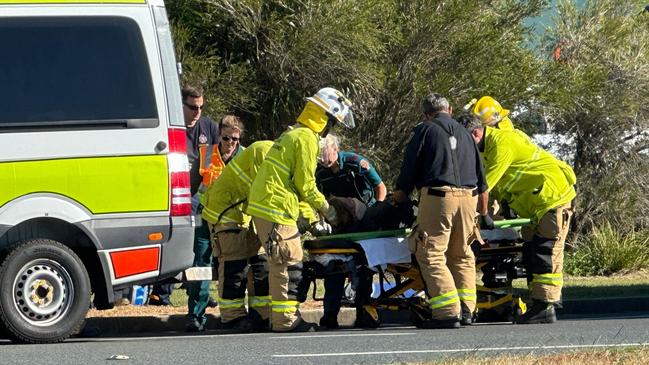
[408,347,649,365]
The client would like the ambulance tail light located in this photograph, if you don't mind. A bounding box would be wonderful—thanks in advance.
[168,128,191,216]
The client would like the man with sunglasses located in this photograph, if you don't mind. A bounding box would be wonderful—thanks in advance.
[180,86,222,332]
[149,86,221,314]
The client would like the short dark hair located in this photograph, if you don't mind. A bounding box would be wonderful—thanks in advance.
[457,114,483,132]
[422,93,450,115]
[181,86,203,101]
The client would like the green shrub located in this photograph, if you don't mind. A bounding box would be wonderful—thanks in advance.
[565,222,649,276]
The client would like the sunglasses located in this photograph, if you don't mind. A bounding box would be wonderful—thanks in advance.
[222,135,240,142]
[183,102,204,112]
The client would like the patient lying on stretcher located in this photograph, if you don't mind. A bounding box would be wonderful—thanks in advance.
[323,195,416,234]
[306,196,415,329]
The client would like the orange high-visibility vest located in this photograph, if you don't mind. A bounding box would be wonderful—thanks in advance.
[198,144,225,193]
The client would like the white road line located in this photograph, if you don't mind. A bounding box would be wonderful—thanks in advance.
[273,332,416,339]
[272,342,649,358]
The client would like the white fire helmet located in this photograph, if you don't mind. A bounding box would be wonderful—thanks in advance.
[306,87,355,129]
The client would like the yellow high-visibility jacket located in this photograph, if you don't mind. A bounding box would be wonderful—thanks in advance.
[483,127,576,222]
[497,116,514,130]
[246,125,327,226]
[201,141,274,226]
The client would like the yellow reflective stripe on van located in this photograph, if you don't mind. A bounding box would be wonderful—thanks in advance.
[0,155,168,213]
[0,0,145,3]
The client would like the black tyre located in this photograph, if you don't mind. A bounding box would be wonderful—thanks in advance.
[0,239,91,343]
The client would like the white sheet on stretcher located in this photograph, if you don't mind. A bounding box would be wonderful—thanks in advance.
[357,237,411,268]
[356,228,521,268]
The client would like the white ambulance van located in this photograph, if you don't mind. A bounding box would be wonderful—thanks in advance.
[0,0,194,343]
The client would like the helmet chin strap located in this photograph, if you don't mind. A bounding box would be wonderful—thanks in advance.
[320,114,339,137]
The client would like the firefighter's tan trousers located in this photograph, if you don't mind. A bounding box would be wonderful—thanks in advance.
[521,203,573,303]
[409,187,478,320]
[253,218,304,331]
[210,222,270,324]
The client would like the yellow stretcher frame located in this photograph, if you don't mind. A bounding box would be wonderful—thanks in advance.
[303,226,528,324]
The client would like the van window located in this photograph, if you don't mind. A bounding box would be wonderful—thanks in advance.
[0,17,158,129]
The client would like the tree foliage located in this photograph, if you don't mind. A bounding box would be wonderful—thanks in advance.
[167,0,649,236]
[167,0,547,179]
[538,0,649,233]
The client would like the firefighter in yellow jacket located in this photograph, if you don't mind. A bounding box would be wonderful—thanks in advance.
[201,141,274,332]
[246,87,354,332]
[464,96,515,131]
[459,115,576,324]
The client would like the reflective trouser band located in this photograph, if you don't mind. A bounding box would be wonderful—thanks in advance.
[218,297,245,309]
[532,273,563,286]
[457,288,477,302]
[271,300,299,313]
[427,290,460,310]
[250,296,272,308]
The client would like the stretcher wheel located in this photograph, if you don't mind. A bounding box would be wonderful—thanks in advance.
[408,298,431,328]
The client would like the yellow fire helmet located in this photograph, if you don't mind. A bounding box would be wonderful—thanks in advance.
[306,87,355,129]
[465,96,510,126]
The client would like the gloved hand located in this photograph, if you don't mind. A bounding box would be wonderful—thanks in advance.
[323,204,339,226]
[311,218,333,236]
[296,215,311,234]
[479,214,495,230]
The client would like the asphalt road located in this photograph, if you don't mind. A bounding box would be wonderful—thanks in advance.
[2,315,649,365]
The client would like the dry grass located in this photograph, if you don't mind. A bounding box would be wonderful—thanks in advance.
[406,347,649,365]
[87,282,323,318]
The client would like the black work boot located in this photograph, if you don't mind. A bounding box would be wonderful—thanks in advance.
[319,314,340,330]
[354,305,380,329]
[460,302,476,326]
[276,318,317,333]
[515,300,557,324]
[221,316,254,332]
[248,311,270,332]
[419,317,461,329]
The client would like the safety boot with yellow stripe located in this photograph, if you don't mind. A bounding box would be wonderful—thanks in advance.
[515,300,557,324]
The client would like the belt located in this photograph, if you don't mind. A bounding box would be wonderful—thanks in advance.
[427,187,478,197]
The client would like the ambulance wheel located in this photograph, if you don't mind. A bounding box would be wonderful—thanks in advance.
[0,239,91,343]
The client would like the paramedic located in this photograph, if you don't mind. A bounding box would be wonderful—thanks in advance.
[316,134,387,206]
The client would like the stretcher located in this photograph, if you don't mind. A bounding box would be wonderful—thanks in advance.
[301,219,530,326]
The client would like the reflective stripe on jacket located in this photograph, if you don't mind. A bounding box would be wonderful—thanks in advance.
[483,127,576,221]
[246,125,327,226]
[201,141,273,226]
